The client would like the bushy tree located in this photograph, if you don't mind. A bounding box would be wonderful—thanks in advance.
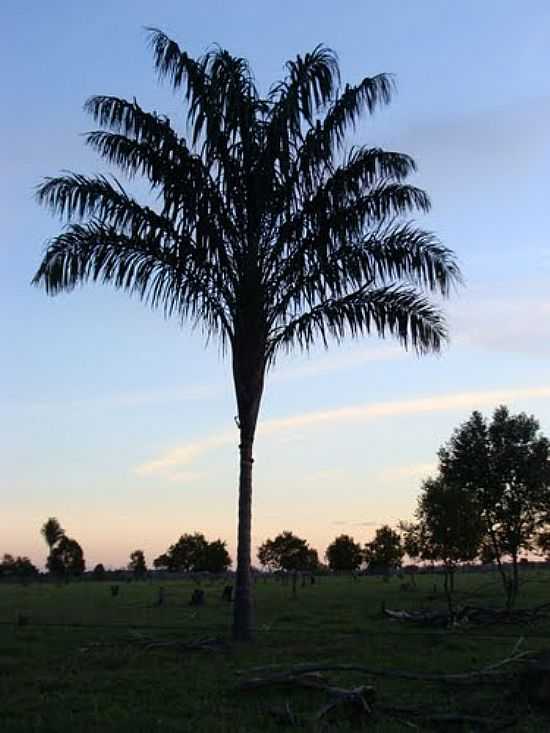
[364,525,403,574]
[128,550,147,578]
[258,531,317,572]
[325,534,363,572]
[197,539,231,573]
[154,534,231,572]
[92,563,106,580]
[0,554,38,580]
[415,476,483,610]
[439,406,550,607]
[34,30,460,640]
[47,537,85,578]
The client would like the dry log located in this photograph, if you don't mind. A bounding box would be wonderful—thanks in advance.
[238,650,532,689]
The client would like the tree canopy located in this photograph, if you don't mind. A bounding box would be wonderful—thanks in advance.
[325,534,363,571]
[47,537,85,577]
[439,406,550,606]
[153,533,231,573]
[258,531,318,572]
[364,525,403,573]
[128,549,148,577]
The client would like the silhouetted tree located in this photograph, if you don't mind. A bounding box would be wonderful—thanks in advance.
[0,554,38,580]
[439,406,550,608]
[325,534,363,572]
[47,537,85,578]
[153,534,230,572]
[415,476,483,612]
[92,563,106,580]
[34,30,460,640]
[258,531,317,572]
[197,539,231,573]
[41,518,64,551]
[364,525,403,574]
[128,549,147,578]
[153,553,172,571]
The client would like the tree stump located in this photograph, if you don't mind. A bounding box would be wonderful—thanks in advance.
[190,588,205,606]
[221,585,233,602]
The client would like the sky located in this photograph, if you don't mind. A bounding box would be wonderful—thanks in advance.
[2,0,550,569]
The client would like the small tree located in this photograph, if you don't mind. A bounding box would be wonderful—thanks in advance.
[439,406,550,608]
[92,563,106,580]
[154,533,209,572]
[128,550,147,578]
[47,537,85,578]
[325,534,363,572]
[198,540,232,573]
[364,525,403,575]
[257,531,317,572]
[415,476,483,612]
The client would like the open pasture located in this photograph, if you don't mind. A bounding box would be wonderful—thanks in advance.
[0,571,549,732]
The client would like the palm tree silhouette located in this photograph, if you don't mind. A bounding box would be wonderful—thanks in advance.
[40,517,64,552]
[34,30,461,640]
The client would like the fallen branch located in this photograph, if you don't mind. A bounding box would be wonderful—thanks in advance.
[238,650,532,689]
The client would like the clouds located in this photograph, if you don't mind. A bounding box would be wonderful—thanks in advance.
[135,384,550,478]
[450,296,550,357]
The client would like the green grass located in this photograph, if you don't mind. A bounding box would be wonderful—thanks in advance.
[0,571,549,731]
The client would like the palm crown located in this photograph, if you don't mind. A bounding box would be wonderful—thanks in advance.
[34,30,461,639]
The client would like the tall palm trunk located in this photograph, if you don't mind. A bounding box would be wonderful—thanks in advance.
[233,423,256,640]
[231,335,265,641]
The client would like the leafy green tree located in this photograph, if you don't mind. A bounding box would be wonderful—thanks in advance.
[364,525,403,574]
[415,476,483,611]
[41,518,64,552]
[33,31,460,640]
[439,406,550,607]
[258,531,317,572]
[128,549,147,578]
[47,537,85,578]
[325,534,363,572]
[197,539,231,573]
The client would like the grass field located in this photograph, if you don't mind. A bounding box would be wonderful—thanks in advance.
[0,570,549,732]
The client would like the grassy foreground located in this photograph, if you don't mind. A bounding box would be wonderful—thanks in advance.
[0,571,549,732]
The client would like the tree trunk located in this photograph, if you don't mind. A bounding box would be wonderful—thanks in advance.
[231,336,265,642]
[232,426,256,641]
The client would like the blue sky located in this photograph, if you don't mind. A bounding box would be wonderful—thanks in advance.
[2,0,550,568]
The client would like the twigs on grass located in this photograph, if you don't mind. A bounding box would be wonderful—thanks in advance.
[239,646,533,730]
[80,635,226,655]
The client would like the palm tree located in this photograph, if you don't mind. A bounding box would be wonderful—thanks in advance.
[33,30,461,640]
[41,517,65,554]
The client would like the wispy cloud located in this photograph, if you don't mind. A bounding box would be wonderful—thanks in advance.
[451,297,550,357]
[376,462,437,483]
[15,383,220,412]
[134,385,550,477]
[273,345,404,381]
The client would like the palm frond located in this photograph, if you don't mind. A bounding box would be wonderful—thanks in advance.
[268,285,447,359]
[32,221,233,341]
